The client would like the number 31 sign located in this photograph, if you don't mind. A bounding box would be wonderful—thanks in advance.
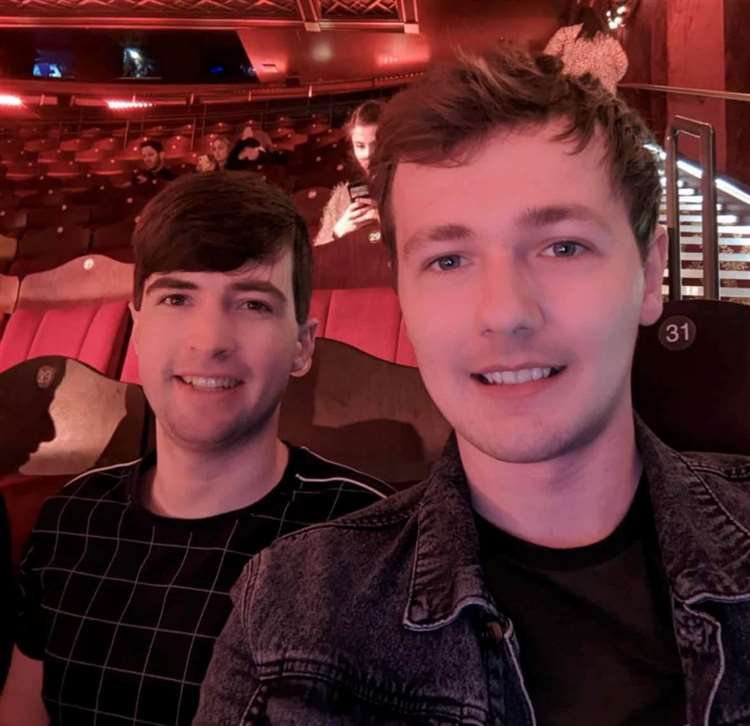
[658,316,697,351]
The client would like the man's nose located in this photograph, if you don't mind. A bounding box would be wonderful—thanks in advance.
[475,257,544,339]
[186,309,238,359]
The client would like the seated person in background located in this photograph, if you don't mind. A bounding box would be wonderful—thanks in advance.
[226,138,288,172]
[240,122,274,152]
[132,139,176,185]
[0,172,390,726]
[313,100,383,246]
[196,48,750,725]
[0,495,11,690]
[210,135,232,169]
[195,153,219,173]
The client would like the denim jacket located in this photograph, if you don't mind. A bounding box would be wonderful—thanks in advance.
[195,419,750,725]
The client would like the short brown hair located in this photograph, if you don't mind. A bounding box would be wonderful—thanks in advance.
[132,171,312,323]
[371,48,661,262]
[348,99,385,131]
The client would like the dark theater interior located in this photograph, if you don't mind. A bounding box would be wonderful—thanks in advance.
[0,1,749,724]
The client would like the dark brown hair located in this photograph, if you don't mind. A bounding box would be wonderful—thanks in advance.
[575,6,610,40]
[371,47,661,262]
[140,139,164,153]
[347,100,385,133]
[132,171,312,323]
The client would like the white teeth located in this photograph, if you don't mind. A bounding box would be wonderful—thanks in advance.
[180,376,240,390]
[480,367,554,385]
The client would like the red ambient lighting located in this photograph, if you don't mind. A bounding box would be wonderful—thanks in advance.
[0,94,23,107]
[106,99,154,110]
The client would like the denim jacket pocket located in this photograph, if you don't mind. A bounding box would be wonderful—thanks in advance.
[243,658,489,726]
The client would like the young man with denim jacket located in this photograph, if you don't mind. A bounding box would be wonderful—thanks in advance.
[196,49,750,726]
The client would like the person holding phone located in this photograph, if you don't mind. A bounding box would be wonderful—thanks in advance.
[313,100,383,246]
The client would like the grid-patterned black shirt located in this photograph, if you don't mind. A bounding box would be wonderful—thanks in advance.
[16,445,391,725]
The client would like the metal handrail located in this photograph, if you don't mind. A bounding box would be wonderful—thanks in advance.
[665,116,719,300]
[620,82,750,104]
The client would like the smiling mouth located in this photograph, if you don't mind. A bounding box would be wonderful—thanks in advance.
[176,375,243,391]
[472,367,565,386]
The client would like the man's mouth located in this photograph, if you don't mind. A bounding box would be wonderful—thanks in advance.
[175,375,243,391]
[472,366,565,386]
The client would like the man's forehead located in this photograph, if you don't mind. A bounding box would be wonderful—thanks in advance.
[146,252,291,287]
[391,123,615,219]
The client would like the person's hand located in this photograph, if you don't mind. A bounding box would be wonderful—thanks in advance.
[333,198,379,239]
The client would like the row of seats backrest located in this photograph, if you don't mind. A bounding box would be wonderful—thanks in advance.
[0,255,133,377]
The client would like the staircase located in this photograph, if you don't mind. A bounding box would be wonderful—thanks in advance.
[655,151,750,302]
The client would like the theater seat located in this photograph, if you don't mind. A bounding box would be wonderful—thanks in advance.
[0,255,133,376]
[292,186,331,240]
[633,299,750,454]
[0,355,148,562]
[11,224,91,276]
[311,287,403,362]
[280,338,449,485]
[312,228,392,288]
[0,274,18,338]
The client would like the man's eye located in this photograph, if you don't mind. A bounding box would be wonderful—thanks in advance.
[428,255,463,272]
[241,300,272,313]
[159,294,188,306]
[543,241,586,257]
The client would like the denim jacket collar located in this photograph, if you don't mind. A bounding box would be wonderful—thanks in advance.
[636,419,750,603]
[405,418,750,632]
[404,434,497,631]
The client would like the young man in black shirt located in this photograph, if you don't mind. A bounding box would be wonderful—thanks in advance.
[0,172,390,725]
[196,50,750,725]
[132,139,176,186]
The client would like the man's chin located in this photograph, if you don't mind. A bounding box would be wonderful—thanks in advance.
[161,420,263,453]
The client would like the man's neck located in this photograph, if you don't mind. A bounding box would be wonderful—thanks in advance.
[142,423,289,519]
[460,402,642,549]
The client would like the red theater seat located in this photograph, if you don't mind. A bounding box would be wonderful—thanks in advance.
[59,138,92,153]
[11,225,91,275]
[0,236,18,276]
[45,160,85,179]
[5,162,41,182]
[0,273,19,336]
[91,218,135,252]
[0,255,133,376]
[312,287,402,362]
[292,186,331,239]
[312,229,391,288]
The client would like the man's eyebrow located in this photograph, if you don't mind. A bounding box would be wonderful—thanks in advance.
[144,277,287,305]
[402,224,474,260]
[145,277,198,296]
[517,205,612,230]
[227,279,288,304]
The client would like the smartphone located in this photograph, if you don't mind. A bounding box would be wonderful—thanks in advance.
[347,181,370,201]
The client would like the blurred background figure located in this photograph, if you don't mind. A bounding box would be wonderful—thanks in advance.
[132,139,176,185]
[544,4,628,94]
[195,153,219,173]
[210,135,232,169]
[313,100,383,246]
[241,121,275,152]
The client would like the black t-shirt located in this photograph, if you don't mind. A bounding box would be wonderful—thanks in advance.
[476,479,686,726]
[16,446,390,725]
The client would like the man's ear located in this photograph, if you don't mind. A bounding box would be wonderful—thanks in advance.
[291,319,318,378]
[639,225,668,327]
